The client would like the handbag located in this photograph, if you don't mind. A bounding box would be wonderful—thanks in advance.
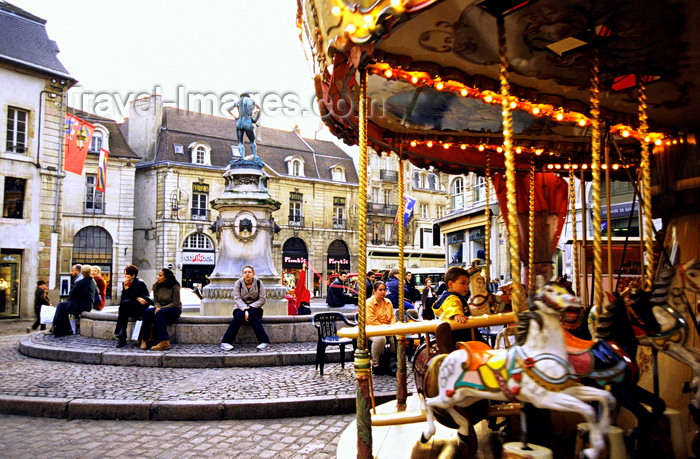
[131,320,143,340]
[40,305,57,324]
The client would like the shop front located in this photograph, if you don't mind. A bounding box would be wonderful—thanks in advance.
[0,250,21,318]
[282,237,308,291]
[72,226,113,298]
[181,250,216,288]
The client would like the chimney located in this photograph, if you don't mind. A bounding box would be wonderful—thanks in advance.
[126,95,163,162]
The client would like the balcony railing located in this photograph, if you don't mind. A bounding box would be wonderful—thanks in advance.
[379,169,398,181]
[191,209,210,221]
[368,202,398,216]
[333,218,346,229]
[289,214,305,227]
[369,238,398,246]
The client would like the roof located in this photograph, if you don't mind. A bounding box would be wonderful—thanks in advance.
[0,1,73,80]
[68,108,141,160]
[147,107,358,183]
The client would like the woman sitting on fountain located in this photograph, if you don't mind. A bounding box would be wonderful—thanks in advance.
[139,268,182,351]
[220,265,270,351]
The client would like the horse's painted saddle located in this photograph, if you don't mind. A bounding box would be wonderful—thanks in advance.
[565,330,634,385]
[455,341,508,391]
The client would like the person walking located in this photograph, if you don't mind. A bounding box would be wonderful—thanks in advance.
[91,266,107,310]
[139,268,181,351]
[114,265,151,348]
[220,266,270,351]
[29,280,51,332]
[51,265,96,337]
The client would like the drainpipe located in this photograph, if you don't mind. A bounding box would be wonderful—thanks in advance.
[48,90,66,290]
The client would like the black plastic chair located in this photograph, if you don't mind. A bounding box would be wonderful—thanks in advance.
[312,312,356,376]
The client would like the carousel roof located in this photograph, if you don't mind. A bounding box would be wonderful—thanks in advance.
[298,0,700,175]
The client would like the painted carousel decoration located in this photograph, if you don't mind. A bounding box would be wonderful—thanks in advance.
[298,0,700,457]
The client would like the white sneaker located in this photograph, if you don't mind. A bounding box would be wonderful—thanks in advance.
[256,343,269,350]
[220,343,233,351]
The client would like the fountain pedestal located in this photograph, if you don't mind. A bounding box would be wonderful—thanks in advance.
[201,158,287,316]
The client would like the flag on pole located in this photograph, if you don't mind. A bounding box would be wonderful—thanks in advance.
[395,194,417,227]
[96,147,109,192]
[64,113,95,175]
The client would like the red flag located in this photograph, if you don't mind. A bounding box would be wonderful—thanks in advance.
[96,148,109,192]
[64,113,95,175]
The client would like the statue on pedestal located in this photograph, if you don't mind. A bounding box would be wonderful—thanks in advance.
[228,93,260,160]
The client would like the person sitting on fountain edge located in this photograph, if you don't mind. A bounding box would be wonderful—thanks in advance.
[326,271,357,307]
[432,266,486,352]
[220,265,270,351]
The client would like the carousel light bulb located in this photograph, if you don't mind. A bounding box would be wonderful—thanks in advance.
[478,145,485,152]
[345,24,356,34]
[621,130,630,138]
[331,6,341,15]
[556,112,564,121]
[443,143,450,149]
[411,75,419,84]
[578,119,587,127]
[460,144,467,150]
[384,69,393,78]
[435,81,444,91]
[554,164,562,169]
[655,139,662,146]
[496,146,503,153]
[582,164,589,169]
[547,164,554,170]
[612,164,620,170]
[564,164,570,169]
[666,140,671,145]
[572,164,579,169]
[509,101,517,109]
[601,164,607,170]
[515,147,522,154]
[410,140,417,147]
[532,107,541,115]
[460,88,468,97]
[484,94,493,103]
[535,149,543,156]
[672,139,678,144]
[426,141,433,147]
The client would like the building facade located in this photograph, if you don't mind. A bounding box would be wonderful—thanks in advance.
[366,151,449,271]
[125,96,359,296]
[0,2,74,318]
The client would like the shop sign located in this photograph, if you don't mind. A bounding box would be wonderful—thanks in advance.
[284,256,307,265]
[182,252,215,265]
[192,183,209,193]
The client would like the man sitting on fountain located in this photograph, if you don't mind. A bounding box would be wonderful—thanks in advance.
[220,265,270,351]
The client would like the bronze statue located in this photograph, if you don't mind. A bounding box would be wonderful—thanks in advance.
[229,93,261,160]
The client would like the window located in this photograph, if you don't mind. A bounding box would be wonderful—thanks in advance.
[428,173,437,190]
[333,197,346,228]
[371,187,380,203]
[3,177,26,218]
[174,144,184,155]
[85,174,104,214]
[192,183,209,220]
[184,232,214,249]
[289,191,303,226]
[6,107,28,153]
[189,143,210,165]
[451,177,464,210]
[89,131,103,153]
[285,156,305,176]
[436,205,446,219]
[383,189,393,205]
[420,203,429,219]
[473,176,486,202]
[292,159,301,176]
[331,165,345,181]
[419,174,427,189]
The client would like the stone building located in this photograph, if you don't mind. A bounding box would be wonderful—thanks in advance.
[366,151,449,270]
[124,95,359,296]
[58,110,141,300]
[0,2,74,318]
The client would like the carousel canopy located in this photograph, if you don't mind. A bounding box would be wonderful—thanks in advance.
[298,0,699,175]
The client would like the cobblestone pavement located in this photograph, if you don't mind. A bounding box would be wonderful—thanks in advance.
[0,413,355,458]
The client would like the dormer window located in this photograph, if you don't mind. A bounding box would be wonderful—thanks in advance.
[189,142,211,165]
[285,155,305,177]
[89,125,109,153]
[330,165,345,181]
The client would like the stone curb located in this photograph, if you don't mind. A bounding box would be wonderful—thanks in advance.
[0,393,397,421]
[18,337,349,368]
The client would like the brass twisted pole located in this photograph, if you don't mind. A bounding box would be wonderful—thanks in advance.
[528,159,535,292]
[498,16,524,311]
[590,53,604,310]
[355,66,372,459]
[638,82,654,289]
[396,155,407,410]
[569,165,580,295]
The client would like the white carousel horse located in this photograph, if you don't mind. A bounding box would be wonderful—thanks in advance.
[467,269,507,316]
[421,278,615,459]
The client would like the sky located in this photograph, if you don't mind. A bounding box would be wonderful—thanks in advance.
[14,0,335,140]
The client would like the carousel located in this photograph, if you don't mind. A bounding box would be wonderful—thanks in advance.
[296,0,700,457]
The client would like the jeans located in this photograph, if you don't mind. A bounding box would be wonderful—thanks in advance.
[222,308,269,345]
[139,307,181,342]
